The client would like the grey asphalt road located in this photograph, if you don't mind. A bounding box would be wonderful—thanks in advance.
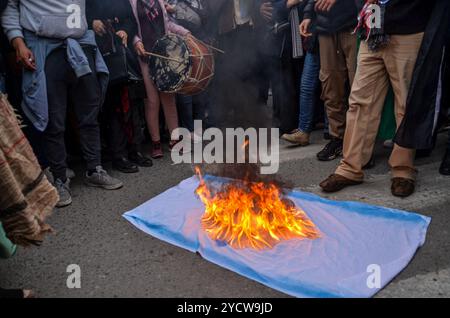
[1,132,449,298]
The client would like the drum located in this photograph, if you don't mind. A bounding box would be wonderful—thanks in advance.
[148,34,215,96]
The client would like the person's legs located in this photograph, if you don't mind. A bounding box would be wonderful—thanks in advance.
[279,52,302,134]
[340,31,357,92]
[70,48,102,173]
[71,48,123,190]
[177,94,194,132]
[318,34,350,140]
[127,84,153,167]
[103,86,128,158]
[160,92,180,147]
[44,49,70,182]
[281,52,320,146]
[44,49,77,207]
[317,33,353,161]
[299,52,321,134]
[385,33,424,186]
[139,59,162,142]
[327,41,389,185]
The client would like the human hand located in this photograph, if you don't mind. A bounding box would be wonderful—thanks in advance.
[116,30,128,47]
[287,0,302,9]
[260,2,274,22]
[135,41,146,57]
[165,3,176,13]
[300,19,313,37]
[93,20,107,36]
[12,38,36,71]
[315,0,337,12]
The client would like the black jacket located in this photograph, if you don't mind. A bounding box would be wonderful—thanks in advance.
[394,0,450,150]
[303,0,359,34]
[0,0,7,14]
[384,0,435,35]
[86,0,137,44]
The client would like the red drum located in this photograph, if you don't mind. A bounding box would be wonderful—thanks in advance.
[148,34,215,96]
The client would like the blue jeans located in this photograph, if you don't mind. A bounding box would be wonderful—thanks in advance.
[298,52,321,133]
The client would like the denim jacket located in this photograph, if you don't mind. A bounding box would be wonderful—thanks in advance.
[22,30,109,131]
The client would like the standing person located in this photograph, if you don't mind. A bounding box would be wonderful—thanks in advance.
[129,0,190,159]
[0,92,58,298]
[0,0,50,298]
[87,0,153,173]
[2,0,123,208]
[320,0,435,198]
[300,0,358,161]
[166,0,211,138]
[282,0,322,146]
[206,0,267,129]
[258,0,303,135]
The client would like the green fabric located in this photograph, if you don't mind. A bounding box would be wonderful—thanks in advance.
[356,36,397,141]
[0,222,16,259]
[377,89,397,140]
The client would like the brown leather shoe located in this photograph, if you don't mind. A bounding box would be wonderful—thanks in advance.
[320,174,362,193]
[391,177,415,198]
[281,129,310,146]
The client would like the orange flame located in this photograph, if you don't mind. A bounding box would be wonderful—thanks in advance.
[195,167,320,250]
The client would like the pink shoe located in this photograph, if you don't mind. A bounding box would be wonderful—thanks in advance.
[151,141,164,159]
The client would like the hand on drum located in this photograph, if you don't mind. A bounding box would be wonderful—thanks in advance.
[116,30,128,47]
[134,41,146,57]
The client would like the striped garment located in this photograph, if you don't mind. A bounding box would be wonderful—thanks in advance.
[0,93,58,247]
[290,6,303,59]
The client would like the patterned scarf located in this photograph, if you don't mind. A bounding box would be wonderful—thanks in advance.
[0,94,58,247]
[354,0,391,52]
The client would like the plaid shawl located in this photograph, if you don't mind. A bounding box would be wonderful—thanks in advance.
[0,93,58,247]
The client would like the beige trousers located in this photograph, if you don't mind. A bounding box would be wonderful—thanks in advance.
[335,33,424,182]
[319,32,358,139]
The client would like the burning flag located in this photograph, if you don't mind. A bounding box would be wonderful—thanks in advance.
[195,168,320,250]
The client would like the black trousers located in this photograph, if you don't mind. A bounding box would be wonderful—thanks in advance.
[102,85,128,159]
[44,47,102,180]
[270,53,302,134]
[101,83,146,158]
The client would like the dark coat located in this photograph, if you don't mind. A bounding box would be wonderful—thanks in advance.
[394,0,450,150]
[205,0,260,36]
[86,0,137,43]
[303,0,359,34]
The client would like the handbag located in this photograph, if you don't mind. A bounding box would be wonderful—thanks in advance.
[100,23,143,86]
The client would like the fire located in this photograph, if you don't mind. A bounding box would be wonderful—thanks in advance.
[195,168,320,250]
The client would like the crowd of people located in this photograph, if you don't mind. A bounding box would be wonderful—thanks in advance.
[0,0,450,297]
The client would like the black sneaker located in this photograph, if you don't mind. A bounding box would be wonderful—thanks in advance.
[112,156,139,174]
[439,150,450,175]
[129,151,153,167]
[317,138,343,161]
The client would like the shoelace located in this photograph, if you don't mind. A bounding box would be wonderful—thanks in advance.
[55,179,69,192]
[94,168,110,182]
